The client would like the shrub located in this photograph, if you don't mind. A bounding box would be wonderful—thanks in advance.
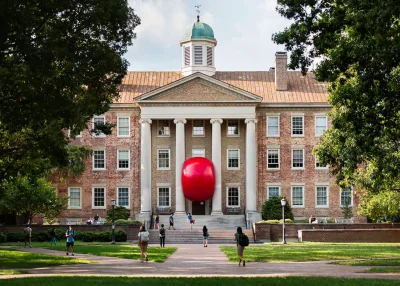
[114,219,141,225]
[262,196,294,221]
[0,233,6,243]
[106,206,130,222]
[5,232,25,242]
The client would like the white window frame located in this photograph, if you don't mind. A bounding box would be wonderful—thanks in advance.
[68,187,82,209]
[315,115,327,137]
[157,120,170,137]
[292,149,305,170]
[291,115,304,137]
[117,149,130,170]
[192,149,205,157]
[227,120,240,137]
[92,186,106,209]
[315,155,328,169]
[192,120,205,137]
[267,116,280,137]
[92,149,106,170]
[227,149,240,170]
[117,116,130,137]
[267,149,280,170]
[92,115,106,138]
[267,185,281,200]
[291,185,305,208]
[157,149,171,170]
[226,186,240,207]
[117,186,130,208]
[315,185,329,208]
[157,186,171,207]
[67,129,82,138]
[340,187,353,207]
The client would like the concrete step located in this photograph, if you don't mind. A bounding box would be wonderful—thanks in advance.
[152,215,247,230]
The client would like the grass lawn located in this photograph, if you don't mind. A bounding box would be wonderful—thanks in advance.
[220,242,400,263]
[333,258,400,273]
[0,270,27,275]
[2,277,400,286]
[0,249,95,269]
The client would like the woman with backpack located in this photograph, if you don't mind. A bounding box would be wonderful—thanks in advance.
[234,226,246,267]
[159,224,166,247]
[138,225,150,262]
[202,225,209,247]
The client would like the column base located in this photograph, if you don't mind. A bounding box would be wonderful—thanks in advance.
[211,211,223,215]
[135,213,152,230]
[246,211,262,224]
[174,211,187,215]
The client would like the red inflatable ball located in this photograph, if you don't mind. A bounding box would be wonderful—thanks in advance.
[181,157,215,202]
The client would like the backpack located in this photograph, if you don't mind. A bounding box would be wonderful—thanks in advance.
[238,233,249,247]
[141,231,149,242]
[159,228,165,237]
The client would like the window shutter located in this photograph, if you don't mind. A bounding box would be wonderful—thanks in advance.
[207,47,212,66]
[194,46,202,65]
[184,46,190,66]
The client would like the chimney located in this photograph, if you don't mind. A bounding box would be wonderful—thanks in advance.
[275,51,288,91]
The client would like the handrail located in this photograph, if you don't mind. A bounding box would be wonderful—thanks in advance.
[244,210,248,229]
[149,211,154,229]
[252,222,256,243]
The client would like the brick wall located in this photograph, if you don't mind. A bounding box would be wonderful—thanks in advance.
[298,229,400,243]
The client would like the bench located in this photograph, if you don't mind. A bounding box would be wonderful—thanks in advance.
[335,218,354,223]
[226,207,241,214]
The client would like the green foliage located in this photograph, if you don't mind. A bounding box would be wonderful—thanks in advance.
[262,197,294,221]
[114,219,141,225]
[0,1,140,186]
[358,191,400,221]
[56,146,93,179]
[0,233,6,243]
[273,1,400,193]
[107,206,130,222]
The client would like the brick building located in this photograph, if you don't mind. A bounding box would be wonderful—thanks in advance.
[53,18,361,224]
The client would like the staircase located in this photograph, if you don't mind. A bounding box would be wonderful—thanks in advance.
[155,214,247,230]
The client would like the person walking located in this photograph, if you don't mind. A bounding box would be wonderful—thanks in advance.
[65,226,75,256]
[23,224,32,248]
[234,226,246,267]
[159,224,166,247]
[202,225,209,247]
[154,214,160,230]
[50,228,57,245]
[169,213,175,230]
[187,213,195,230]
[138,225,150,262]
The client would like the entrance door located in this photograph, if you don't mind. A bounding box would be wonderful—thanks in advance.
[192,201,206,215]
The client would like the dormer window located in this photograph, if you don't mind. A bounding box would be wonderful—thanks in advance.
[207,47,213,66]
[184,46,190,66]
[194,46,202,65]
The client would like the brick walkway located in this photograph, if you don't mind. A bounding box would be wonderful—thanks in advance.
[1,244,400,279]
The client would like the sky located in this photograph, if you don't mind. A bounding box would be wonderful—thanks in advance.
[126,0,292,71]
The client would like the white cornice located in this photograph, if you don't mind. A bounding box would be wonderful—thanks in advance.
[109,104,137,108]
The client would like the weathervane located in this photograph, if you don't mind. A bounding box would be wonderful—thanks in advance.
[195,5,201,22]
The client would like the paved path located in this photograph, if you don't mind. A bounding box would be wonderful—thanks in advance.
[2,244,400,279]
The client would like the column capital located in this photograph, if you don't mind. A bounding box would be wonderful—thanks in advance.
[210,118,223,124]
[139,118,152,124]
[245,118,258,124]
[174,118,187,124]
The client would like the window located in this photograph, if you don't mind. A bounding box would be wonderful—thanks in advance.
[194,46,202,65]
[227,187,240,207]
[267,186,280,200]
[93,115,106,137]
[315,116,327,136]
[68,187,81,209]
[158,187,170,207]
[192,120,205,136]
[118,117,130,137]
[157,120,170,137]
[292,149,304,169]
[227,120,239,136]
[93,150,106,170]
[192,149,205,157]
[67,129,82,138]
[291,186,304,207]
[267,149,280,169]
[267,116,280,137]
[117,150,130,170]
[157,149,170,170]
[292,116,304,136]
[184,46,190,66]
[207,47,213,66]
[92,187,105,209]
[227,149,240,170]
[117,187,130,208]
[340,187,353,206]
[316,186,329,207]
[315,155,328,169]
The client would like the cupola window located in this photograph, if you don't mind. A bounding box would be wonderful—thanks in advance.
[194,46,203,65]
[207,47,213,66]
[184,46,190,66]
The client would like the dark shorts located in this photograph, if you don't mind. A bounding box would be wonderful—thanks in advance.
[169,221,174,226]
[66,241,74,247]
[25,235,31,240]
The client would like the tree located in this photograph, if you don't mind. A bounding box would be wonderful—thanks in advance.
[262,196,294,221]
[1,175,68,224]
[358,190,400,221]
[106,206,130,222]
[0,1,140,184]
[272,1,400,192]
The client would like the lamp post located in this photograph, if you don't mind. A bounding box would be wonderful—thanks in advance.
[281,198,287,244]
[111,199,116,244]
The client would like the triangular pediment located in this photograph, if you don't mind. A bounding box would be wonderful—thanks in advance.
[135,72,262,103]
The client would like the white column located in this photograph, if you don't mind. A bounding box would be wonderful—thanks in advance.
[140,119,152,214]
[174,118,187,215]
[245,118,258,212]
[210,118,223,215]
